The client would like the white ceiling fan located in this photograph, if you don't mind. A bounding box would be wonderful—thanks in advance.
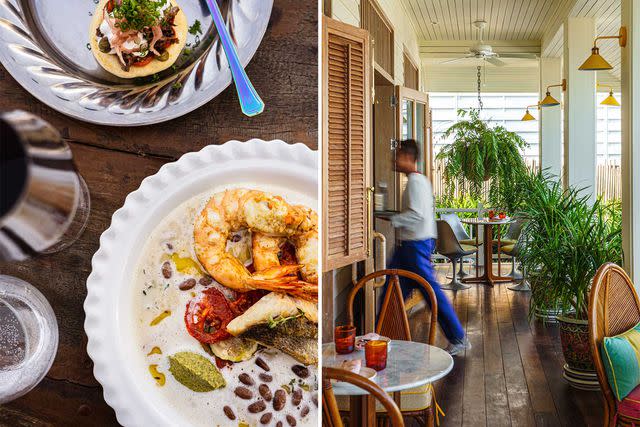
[440,20,538,67]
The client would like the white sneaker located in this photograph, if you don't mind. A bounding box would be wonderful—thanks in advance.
[445,339,471,356]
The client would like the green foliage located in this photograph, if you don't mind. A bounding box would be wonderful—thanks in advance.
[113,0,167,31]
[436,109,528,210]
[517,171,623,320]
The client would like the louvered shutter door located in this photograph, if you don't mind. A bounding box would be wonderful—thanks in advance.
[322,17,371,272]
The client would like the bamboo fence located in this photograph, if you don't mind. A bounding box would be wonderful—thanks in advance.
[432,158,622,202]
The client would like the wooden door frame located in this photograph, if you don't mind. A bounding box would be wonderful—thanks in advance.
[394,86,431,207]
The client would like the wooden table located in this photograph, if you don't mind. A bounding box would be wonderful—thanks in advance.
[323,340,454,427]
[461,217,514,286]
[0,2,316,425]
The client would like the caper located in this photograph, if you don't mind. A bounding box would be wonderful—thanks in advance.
[157,51,170,62]
[98,37,111,53]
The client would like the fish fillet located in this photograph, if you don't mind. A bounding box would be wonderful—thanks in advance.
[227,292,317,336]
[242,318,318,365]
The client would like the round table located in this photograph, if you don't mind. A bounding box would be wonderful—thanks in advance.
[323,340,454,426]
[461,217,514,286]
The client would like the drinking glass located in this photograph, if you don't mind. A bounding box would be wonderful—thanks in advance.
[334,325,356,354]
[0,110,90,261]
[365,340,388,371]
[0,275,58,403]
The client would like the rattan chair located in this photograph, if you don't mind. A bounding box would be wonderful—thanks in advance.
[341,269,438,426]
[589,263,640,427]
[323,367,404,427]
[436,220,476,291]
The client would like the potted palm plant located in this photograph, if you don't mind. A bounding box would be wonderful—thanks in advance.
[436,108,528,206]
[518,171,622,389]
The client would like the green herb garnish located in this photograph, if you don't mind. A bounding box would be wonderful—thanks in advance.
[267,309,305,329]
[112,0,167,32]
[172,82,182,90]
[188,19,202,36]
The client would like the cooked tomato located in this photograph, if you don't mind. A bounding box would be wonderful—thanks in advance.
[215,356,233,369]
[106,0,115,12]
[230,290,266,316]
[184,288,235,344]
[133,55,155,67]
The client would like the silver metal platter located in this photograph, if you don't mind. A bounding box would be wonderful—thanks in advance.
[0,0,273,126]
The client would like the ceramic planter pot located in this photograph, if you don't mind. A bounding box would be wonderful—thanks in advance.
[557,315,599,391]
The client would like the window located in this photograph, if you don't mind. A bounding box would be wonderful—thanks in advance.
[597,91,621,164]
[429,92,540,162]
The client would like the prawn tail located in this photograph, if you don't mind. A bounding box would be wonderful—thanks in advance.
[252,265,302,280]
[249,279,319,302]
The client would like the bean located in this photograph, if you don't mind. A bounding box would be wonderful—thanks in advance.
[292,389,303,406]
[239,373,254,386]
[273,389,286,411]
[286,415,297,426]
[300,405,309,417]
[161,261,172,279]
[255,357,270,372]
[276,422,283,427]
[223,406,235,420]
[199,276,213,286]
[248,400,267,413]
[259,384,272,401]
[178,278,196,291]
[291,365,309,379]
[260,413,273,424]
[259,373,273,382]
[311,393,318,407]
[234,386,253,400]
[230,233,242,242]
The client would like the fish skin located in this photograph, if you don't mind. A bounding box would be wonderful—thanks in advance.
[226,292,318,336]
[242,318,318,365]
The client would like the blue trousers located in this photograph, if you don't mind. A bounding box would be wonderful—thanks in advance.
[379,238,465,344]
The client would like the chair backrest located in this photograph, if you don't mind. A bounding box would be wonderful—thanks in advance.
[440,212,471,240]
[589,263,640,419]
[322,367,405,427]
[505,218,524,241]
[435,220,465,257]
[346,269,438,345]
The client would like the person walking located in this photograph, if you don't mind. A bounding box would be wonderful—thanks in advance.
[380,139,469,355]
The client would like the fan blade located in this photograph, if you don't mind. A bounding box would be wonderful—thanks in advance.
[440,56,473,65]
[498,53,539,59]
[486,57,506,67]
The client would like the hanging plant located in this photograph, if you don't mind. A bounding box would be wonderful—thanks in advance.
[436,108,528,208]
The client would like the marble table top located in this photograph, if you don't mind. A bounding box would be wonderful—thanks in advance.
[322,340,454,396]
[461,217,514,226]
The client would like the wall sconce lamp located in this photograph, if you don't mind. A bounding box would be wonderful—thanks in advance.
[540,79,566,107]
[521,104,540,121]
[597,83,620,106]
[579,27,627,71]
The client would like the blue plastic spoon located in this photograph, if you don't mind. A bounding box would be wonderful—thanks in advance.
[205,0,265,116]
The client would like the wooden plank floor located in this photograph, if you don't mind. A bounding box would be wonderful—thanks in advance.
[406,264,605,427]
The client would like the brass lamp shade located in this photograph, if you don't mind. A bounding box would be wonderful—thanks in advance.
[540,91,560,107]
[521,110,536,121]
[579,47,613,71]
[601,91,620,106]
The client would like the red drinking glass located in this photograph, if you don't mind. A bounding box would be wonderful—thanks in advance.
[365,340,388,371]
[334,325,356,354]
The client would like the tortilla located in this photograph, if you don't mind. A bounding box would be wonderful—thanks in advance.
[89,0,188,79]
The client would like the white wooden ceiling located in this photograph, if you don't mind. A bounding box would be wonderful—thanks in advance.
[403,0,621,81]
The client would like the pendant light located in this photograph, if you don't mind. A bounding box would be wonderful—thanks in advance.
[540,79,566,107]
[597,84,620,107]
[579,27,627,71]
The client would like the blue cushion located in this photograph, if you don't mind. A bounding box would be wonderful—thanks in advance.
[601,321,640,400]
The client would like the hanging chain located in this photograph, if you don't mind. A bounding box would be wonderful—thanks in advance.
[477,66,483,110]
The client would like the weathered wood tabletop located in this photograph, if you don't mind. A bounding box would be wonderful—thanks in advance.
[0,1,317,425]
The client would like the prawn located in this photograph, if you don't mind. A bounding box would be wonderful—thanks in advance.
[194,189,318,301]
